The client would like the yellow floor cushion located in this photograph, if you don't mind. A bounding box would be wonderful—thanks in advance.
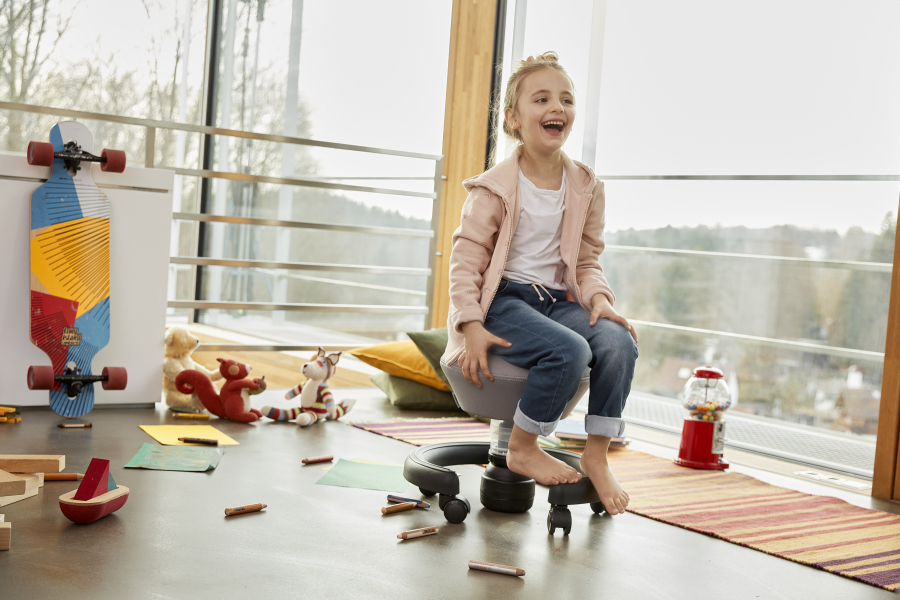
[349,340,450,392]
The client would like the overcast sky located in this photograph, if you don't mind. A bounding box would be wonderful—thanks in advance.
[71,0,900,235]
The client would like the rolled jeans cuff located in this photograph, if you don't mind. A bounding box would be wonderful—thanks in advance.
[513,404,560,437]
[585,415,626,438]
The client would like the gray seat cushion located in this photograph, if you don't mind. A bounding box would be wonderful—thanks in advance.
[440,355,590,421]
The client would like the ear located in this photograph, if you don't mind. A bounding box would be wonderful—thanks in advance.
[316,347,326,359]
[165,329,174,344]
[327,352,341,366]
[228,364,240,376]
[504,107,518,129]
[216,358,226,364]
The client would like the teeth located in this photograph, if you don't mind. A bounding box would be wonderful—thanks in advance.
[543,120,564,127]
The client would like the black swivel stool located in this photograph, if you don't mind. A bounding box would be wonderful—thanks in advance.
[402,354,607,534]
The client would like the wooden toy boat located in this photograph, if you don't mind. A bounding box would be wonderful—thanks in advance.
[58,458,127,524]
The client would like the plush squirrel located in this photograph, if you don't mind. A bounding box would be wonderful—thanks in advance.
[162,325,222,410]
[261,347,355,427]
[175,358,264,423]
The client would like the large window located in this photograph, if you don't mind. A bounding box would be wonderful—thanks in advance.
[501,0,900,447]
[0,0,453,345]
[188,0,452,341]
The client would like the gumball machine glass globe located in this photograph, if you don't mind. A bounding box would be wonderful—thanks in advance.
[681,366,731,421]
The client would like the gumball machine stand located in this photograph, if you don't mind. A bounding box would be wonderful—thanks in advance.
[674,366,731,470]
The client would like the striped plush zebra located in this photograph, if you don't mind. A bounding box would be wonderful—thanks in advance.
[261,347,355,427]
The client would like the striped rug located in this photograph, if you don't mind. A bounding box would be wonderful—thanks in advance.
[617,448,900,591]
[351,418,900,590]
[351,417,491,445]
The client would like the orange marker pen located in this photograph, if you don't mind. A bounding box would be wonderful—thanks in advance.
[44,473,84,481]
[224,503,266,516]
[381,502,416,515]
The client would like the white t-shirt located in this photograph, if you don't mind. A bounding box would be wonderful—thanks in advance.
[502,168,567,290]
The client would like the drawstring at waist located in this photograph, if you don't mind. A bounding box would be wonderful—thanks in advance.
[530,282,557,303]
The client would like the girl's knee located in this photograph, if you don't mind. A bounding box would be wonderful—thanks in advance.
[545,335,591,372]
[591,320,638,365]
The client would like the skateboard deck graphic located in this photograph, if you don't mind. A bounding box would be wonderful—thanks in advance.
[28,122,120,417]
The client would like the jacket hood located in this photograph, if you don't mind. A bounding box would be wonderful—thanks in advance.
[462,145,597,200]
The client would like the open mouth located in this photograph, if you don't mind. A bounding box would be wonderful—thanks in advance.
[542,120,565,133]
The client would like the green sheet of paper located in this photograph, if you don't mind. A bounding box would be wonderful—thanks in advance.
[124,443,224,472]
[315,458,408,492]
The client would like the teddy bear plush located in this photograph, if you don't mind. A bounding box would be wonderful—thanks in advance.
[175,358,264,423]
[162,325,222,410]
[261,347,355,427]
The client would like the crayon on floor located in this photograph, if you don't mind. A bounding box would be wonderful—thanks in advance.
[382,502,416,515]
[397,526,439,540]
[468,561,525,577]
[302,455,333,465]
[168,406,203,414]
[178,437,218,446]
[175,413,210,420]
[387,495,430,509]
[44,473,84,481]
[224,503,266,517]
[57,423,92,428]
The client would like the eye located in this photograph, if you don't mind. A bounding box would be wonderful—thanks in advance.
[536,97,547,103]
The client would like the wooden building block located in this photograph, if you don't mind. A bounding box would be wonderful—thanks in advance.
[0,455,64,473]
[0,470,26,497]
[22,473,45,488]
[0,521,10,550]
[0,474,40,507]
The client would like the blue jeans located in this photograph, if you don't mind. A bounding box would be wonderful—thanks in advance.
[484,279,638,438]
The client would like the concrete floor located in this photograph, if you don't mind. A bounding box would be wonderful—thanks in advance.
[1,388,898,599]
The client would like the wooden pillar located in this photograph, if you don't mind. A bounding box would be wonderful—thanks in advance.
[431,0,498,329]
[873,194,900,499]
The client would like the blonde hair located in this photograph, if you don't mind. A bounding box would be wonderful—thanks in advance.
[501,51,573,143]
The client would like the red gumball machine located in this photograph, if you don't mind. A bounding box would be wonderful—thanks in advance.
[674,366,731,470]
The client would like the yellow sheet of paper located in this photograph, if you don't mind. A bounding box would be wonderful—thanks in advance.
[138,425,240,446]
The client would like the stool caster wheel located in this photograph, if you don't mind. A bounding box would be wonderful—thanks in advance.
[547,505,572,535]
[419,487,436,497]
[590,501,607,515]
[439,494,470,524]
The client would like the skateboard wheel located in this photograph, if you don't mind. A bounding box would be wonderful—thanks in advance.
[100,149,126,173]
[27,366,55,390]
[27,141,54,167]
[102,367,127,390]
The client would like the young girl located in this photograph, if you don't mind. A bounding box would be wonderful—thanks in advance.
[441,52,638,515]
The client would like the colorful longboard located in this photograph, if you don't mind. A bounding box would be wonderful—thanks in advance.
[27,122,126,417]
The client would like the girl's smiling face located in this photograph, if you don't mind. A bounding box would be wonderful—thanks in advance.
[505,67,576,154]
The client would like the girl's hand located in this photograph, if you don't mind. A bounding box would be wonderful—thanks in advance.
[590,294,638,345]
[459,321,512,388]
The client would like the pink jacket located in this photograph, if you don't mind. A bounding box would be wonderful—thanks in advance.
[442,147,616,366]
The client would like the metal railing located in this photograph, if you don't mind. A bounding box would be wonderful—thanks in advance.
[3,100,895,363]
[596,173,897,364]
[0,101,443,342]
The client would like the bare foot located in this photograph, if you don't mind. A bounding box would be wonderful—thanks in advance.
[581,436,629,515]
[506,425,581,485]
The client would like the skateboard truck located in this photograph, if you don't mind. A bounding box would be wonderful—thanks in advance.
[27,363,128,398]
[57,362,104,399]
[27,139,126,173]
